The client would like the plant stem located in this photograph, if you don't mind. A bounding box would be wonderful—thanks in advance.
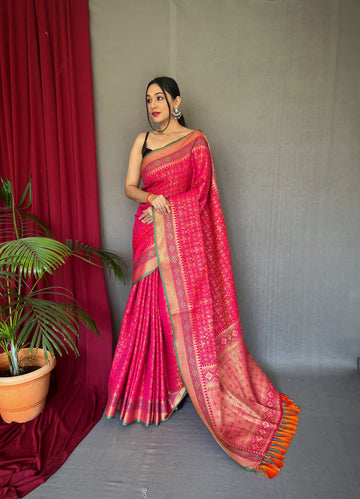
[10,340,19,375]
[11,188,19,240]
[7,185,19,331]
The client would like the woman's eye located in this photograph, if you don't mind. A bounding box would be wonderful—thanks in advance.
[157,96,163,101]
[147,99,151,104]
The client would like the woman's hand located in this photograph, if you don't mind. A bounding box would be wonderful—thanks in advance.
[139,206,153,224]
[148,194,171,215]
[139,194,171,224]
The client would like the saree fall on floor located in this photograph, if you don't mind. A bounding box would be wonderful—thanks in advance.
[106,130,300,478]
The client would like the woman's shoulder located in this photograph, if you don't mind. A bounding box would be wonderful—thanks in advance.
[134,131,148,143]
[131,131,148,150]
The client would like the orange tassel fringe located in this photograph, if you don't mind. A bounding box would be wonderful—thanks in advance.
[258,394,300,479]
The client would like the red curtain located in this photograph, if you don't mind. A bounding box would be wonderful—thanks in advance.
[0,1,113,497]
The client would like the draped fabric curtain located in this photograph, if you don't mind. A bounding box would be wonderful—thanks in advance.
[0,1,113,497]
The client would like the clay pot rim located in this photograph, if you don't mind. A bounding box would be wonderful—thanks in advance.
[0,349,56,386]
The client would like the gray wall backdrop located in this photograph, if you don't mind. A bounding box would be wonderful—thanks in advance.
[89,0,360,372]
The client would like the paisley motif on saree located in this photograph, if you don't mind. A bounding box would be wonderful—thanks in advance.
[106,130,300,477]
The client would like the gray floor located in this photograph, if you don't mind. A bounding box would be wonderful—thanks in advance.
[27,368,360,499]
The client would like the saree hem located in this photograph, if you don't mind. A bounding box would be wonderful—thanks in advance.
[115,387,188,427]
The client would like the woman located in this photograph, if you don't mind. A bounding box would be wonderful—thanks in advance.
[105,77,299,478]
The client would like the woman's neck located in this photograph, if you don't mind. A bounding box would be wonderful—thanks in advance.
[155,119,184,135]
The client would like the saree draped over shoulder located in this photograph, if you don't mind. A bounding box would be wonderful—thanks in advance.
[106,130,300,478]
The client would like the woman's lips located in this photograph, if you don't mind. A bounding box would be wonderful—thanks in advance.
[152,112,160,117]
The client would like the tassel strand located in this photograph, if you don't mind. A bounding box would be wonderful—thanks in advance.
[258,393,300,479]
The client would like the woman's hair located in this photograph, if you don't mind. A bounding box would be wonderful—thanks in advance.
[146,76,186,131]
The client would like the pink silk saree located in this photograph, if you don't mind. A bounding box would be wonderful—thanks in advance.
[106,130,300,478]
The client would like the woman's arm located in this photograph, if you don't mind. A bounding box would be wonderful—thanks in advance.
[124,133,171,217]
[124,133,149,203]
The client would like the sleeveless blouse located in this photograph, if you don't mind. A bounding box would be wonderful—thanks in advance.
[141,131,152,158]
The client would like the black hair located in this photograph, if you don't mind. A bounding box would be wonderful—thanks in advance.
[145,76,186,131]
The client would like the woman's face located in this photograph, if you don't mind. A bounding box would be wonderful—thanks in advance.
[146,84,177,125]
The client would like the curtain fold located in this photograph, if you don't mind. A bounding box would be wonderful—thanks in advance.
[0,1,113,497]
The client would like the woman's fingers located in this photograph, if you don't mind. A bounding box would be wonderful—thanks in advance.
[152,194,170,214]
[140,207,153,224]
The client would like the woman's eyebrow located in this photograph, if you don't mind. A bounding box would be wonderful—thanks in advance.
[146,92,164,97]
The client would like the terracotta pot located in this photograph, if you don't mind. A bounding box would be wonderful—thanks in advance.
[0,348,56,423]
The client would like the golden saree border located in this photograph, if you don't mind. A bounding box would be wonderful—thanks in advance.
[154,209,199,405]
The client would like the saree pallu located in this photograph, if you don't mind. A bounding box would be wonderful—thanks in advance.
[106,130,300,478]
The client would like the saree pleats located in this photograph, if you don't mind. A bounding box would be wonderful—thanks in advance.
[106,269,185,425]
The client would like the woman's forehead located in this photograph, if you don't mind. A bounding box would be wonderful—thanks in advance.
[146,83,163,96]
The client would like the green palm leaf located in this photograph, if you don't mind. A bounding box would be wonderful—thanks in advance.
[0,237,71,278]
[0,177,14,207]
[0,268,20,289]
[66,240,127,282]
[12,297,99,359]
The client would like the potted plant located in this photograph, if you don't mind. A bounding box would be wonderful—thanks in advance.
[0,177,126,423]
